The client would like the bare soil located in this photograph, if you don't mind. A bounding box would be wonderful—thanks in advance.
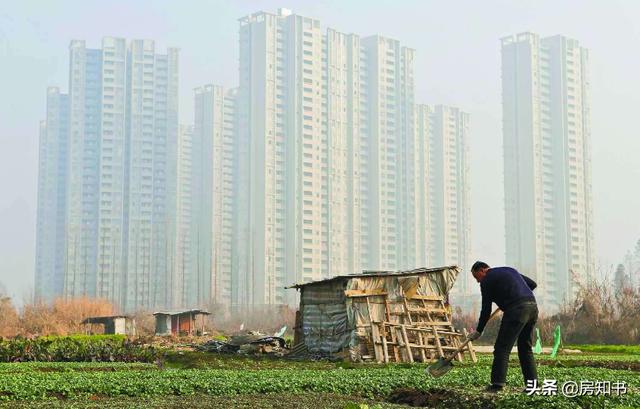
[3,393,408,409]
[387,388,495,409]
[536,359,640,371]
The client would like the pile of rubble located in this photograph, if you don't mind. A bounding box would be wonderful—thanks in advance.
[196,331,287,356]
[286,342,343,361]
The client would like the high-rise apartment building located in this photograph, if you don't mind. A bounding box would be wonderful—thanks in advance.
[324,29,362,279]
[502,33,595,309]
[236,9,422,305]
[37,12,474,310]
[178,85,236,308]
[417,105,473,305]
[65,40,103,301]
[35,87,69,302]
[238,9,326,305]
[37,38,179,311]
[175,124,194,307]
[359,35,417,272]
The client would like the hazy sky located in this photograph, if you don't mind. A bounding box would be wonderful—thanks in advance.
[1,0,639,300]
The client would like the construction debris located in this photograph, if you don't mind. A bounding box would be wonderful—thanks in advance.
[286,342,343,361]
[196,340,239,353]
[196,331,287,356]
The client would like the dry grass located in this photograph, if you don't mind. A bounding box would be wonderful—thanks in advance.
[453,278,640,345]
[0,297,20,338]
[0,297,114,337]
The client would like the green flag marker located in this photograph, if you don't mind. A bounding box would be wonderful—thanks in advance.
[550,325,562,359]
[533,328,542,354]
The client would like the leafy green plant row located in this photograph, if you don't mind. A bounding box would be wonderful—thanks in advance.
[567,344,640,355]
[0,362,155,372]
[0,365,636,408]
[0,336,159,363]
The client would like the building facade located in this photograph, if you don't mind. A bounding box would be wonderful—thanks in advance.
[238,9,327,305]
[359,35,417,272]
[178,85,236,308]
[37,13,476,310]
[174,124,194,307]
[501,33,595,309]
[236,9,425,306]
[35,87,69,302]
[37,38,179,311]
[418,105,473,306]
[323,28,362,283]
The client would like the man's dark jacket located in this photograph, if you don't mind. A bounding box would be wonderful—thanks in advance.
[476,267,537,332]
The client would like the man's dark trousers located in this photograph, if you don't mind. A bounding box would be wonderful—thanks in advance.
[491,301,538,386]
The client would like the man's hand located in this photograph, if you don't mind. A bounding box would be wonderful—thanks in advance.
[468,331,482,341]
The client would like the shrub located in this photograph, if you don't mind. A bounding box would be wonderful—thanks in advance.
[453,276,640,345]
[0,335,159,363]
[0,297,20,338]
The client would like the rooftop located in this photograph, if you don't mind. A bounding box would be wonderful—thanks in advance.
[152,309,211,316]
[287,265,458,289]
[80,315,131,324]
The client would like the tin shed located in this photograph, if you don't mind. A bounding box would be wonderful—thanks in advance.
[153,309,210,336]
[81,315,136,336]
[288,266,477,363]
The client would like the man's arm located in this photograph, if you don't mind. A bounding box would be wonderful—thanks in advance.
[475,285,492,333]
[521,274,537,291]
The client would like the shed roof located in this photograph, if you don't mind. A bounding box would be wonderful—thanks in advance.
[81,315,131,324]
[152,309,210,316]
[287,265,459,289]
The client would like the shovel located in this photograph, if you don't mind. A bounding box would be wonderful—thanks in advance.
[426,309,501,378]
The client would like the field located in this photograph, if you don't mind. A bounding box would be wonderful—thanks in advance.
[0,346,638,409]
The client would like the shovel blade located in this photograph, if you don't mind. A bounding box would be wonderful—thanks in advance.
[426,358,453,378]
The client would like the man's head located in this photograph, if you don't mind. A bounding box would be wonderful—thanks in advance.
[471,261,490,283]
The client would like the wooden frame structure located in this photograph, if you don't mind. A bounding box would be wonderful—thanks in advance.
[355,292,477,363]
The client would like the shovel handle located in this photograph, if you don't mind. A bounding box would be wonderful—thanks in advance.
[441,309,501,363]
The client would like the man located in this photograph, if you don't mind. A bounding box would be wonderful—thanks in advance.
[468,261,538,393]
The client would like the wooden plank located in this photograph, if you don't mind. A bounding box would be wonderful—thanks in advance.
[408,294,444,301]
[365,297,374,322]
[463,328,478,363]
[435,296,462,362]
[383,322,443,330]
[366,298,379,362]
[430,329,461,336]
[383,296,392,321]
[344,289,388,297]
[391,327,401,362]
[453,335,464,362]
[370,323,382,362]
[405,307,448,314]
[400,325,414,363]
[381,324,389,363]
[387,317,453,326]
[432,326,444,358]
[438,298,454,324]
[376,342,455,351]
[417,331,427,362]
[403,298,414,325]
[399,344,451,350]
[382,323,460,336]
[396,326,407,362]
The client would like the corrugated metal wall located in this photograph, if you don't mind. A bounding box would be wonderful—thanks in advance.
[300,280,351,352]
